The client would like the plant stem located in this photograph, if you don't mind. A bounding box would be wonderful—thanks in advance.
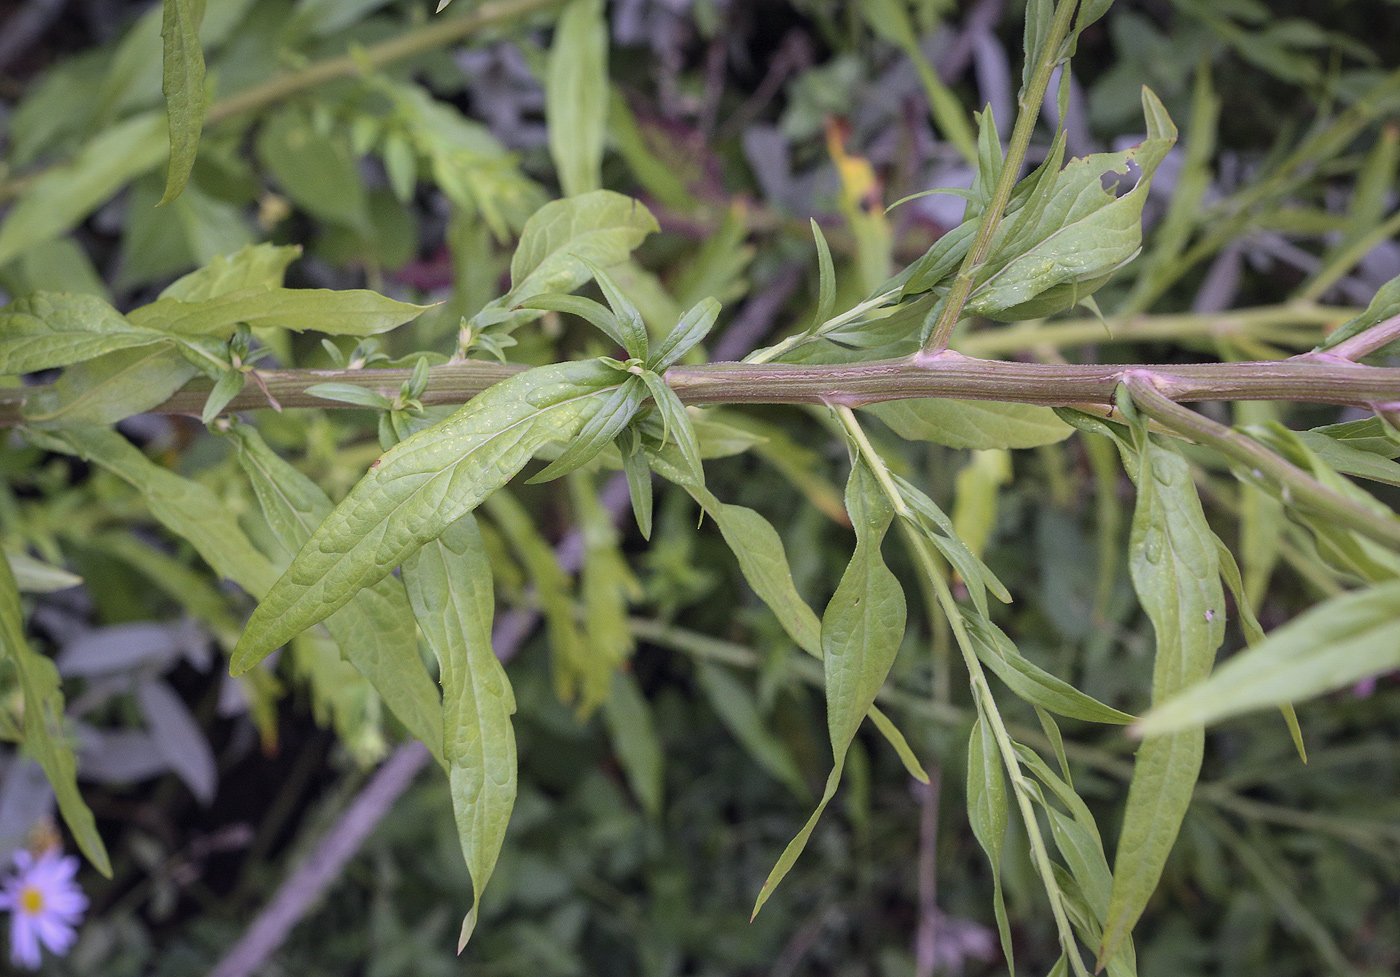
[8,351,1400,426]
[921,0,1082,353]
[1123,375,1400,549]
[1308,312,1400,362]
[205,0,560,124]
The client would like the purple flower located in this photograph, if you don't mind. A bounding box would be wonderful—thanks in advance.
[0,848,88,970]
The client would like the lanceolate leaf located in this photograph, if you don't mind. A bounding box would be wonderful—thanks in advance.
[228,424,445,767]
[968,613,1135,725]
[1100,432,1224,967]
[231,360,623,674]
[508,191,659,304]
[401,516,516,950]
[653,297,721,372]
[482,490,597,711]
[157,0,206,206]
[0,112,167,268]
[695,662,809,799]
[602,671,664,816]
[35,426,280,598]
[23,345,198,428]
[0,552,112,876]
[127,286,431,337]
[0,292,170,375]
[753,458,906,916]
[528,374,644,483]
[546,0,608,197]
[159,243,301,301]
[967,710,1012,969]
[1137,581,1400,736]
[967,90,1177,320]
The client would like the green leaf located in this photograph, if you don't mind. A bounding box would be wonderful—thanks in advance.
[580,258,648,361]
[1314,274,1400,353]
[753,457,906,915]
[3,550,82,593]
[34,426,280,598]
[256,108,369,230]
[303,383,395,410]
[570,469,638,683]
[201,368,245,424]
[157,0,206,206]
[0,552,111,876]
[1214,537,1307,762]
[482,490,598,711]
[893,473,1011,619]
[966,90,1178,321]
[231,360,622,674]
[0,112,168,268]
[641,372,705,485]
[23,345,198,428]
[810,219,837,330]
[684,487,823,657]
[866,398,1072,450]
[507,191,659,304]
[128,286,431,338]
[1297,430,1400,488]
[227,423,445,765]
[968,710,1013,970]
[546,0,608,196]
[695,662,809,799]
[968,613,1135,725]
[0,292,170,375]
[159,243,301,302]
[652,297,721,372]
[401,515,516,949]
[1100,431,1224,967]
[602,671,664,816]
[1137,581,1400,736]
[520,293,628,351]
[622,433,654,539]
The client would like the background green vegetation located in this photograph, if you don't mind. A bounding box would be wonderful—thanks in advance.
[2,0,1400,975]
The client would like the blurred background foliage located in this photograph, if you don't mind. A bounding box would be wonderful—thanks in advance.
[3,0,1400,974]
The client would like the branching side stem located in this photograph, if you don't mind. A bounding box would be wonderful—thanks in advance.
[921,0,1083,353]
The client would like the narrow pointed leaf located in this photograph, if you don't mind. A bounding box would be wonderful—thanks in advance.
[157,0,206,206]
[1138,581,1400,736]
[519,293,627,353]
[228,424,445,765]
[0,552,111,876]
[968,710,1013,970]
[401,516,516,949]
[0,293,169,375]
[810,219,837,330]
[652,297,721,372]
[230,360,621,673]
[602,671,664,816]
[753,458,906,913]
[969,613,1135,725]
[529,375,646,482]
[545,0,607,197]
[1100,434,1223,966]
